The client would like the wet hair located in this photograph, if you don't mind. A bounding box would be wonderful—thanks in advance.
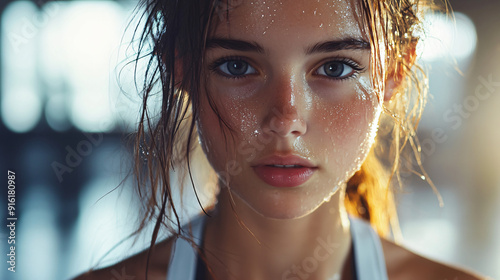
[129,0,448,277]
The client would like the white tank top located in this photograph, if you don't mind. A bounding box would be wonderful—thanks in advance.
[166,214,389,280]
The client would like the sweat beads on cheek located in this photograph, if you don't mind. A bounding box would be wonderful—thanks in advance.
[198,0,380,220]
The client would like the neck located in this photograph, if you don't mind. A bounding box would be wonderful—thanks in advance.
[202,185,353,280]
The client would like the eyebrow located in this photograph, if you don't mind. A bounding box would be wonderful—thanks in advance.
[206,38,265,53]
[305,38,370,54]
[205,37,370,54]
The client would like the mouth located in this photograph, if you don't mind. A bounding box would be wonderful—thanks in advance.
[252,154,316,168]
[251,155,317,188]
[252,165,316,188]
[252,156,318,188]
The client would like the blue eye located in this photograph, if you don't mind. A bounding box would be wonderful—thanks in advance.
[316,61,357,79]
[218,60,257,77]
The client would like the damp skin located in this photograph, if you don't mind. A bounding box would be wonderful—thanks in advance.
[197,0,384,219]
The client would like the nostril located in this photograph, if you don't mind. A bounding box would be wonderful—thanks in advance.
[266,114,307,138]
[261,92,308,138]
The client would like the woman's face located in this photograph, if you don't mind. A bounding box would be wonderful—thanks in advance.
[196,0,384,219]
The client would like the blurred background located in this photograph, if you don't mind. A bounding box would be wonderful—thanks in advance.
[0,0,498,279]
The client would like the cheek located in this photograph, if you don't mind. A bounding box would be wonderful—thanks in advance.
[331,97,379,147]
[196,92,260,172]
[313,86,382,176]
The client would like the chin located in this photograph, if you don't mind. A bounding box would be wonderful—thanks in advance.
[233,188,333,220]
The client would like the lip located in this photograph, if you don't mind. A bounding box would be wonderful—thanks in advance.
[252,155,317,188]
[252,154,316,168]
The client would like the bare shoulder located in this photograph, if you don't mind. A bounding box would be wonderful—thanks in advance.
[72,236,175,280]
[380,237,487,280]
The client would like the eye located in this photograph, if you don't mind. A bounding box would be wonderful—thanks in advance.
[315,60,360,79]
[217,59,257,77]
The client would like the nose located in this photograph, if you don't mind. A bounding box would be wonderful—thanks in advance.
[262,76,308,138]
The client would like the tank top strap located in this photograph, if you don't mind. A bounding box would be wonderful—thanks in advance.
[166,214,206,280]
[349,216,389,280]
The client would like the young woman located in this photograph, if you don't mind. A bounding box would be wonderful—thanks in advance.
[75,0,487,279]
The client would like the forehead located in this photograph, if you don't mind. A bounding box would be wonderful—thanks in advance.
[212,0,364,40]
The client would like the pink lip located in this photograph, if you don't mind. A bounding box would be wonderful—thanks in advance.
[252,155,317,188]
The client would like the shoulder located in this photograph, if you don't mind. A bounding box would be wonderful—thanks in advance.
[72,236,175,280]
[380,237,487,280]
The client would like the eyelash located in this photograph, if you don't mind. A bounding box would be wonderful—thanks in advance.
[208,56,253,80]
[208,55,365,81]
[316,57,365,81]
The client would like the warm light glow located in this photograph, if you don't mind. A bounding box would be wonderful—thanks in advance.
[419,12,477,62]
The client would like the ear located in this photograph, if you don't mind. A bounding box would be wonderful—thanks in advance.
[384,76,400,102]
[383,46,417,102]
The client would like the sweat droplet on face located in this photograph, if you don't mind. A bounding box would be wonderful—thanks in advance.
[198,0,382,220]
[323,0,359,37]
[355,76,375,101]
[243,0,283,36]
